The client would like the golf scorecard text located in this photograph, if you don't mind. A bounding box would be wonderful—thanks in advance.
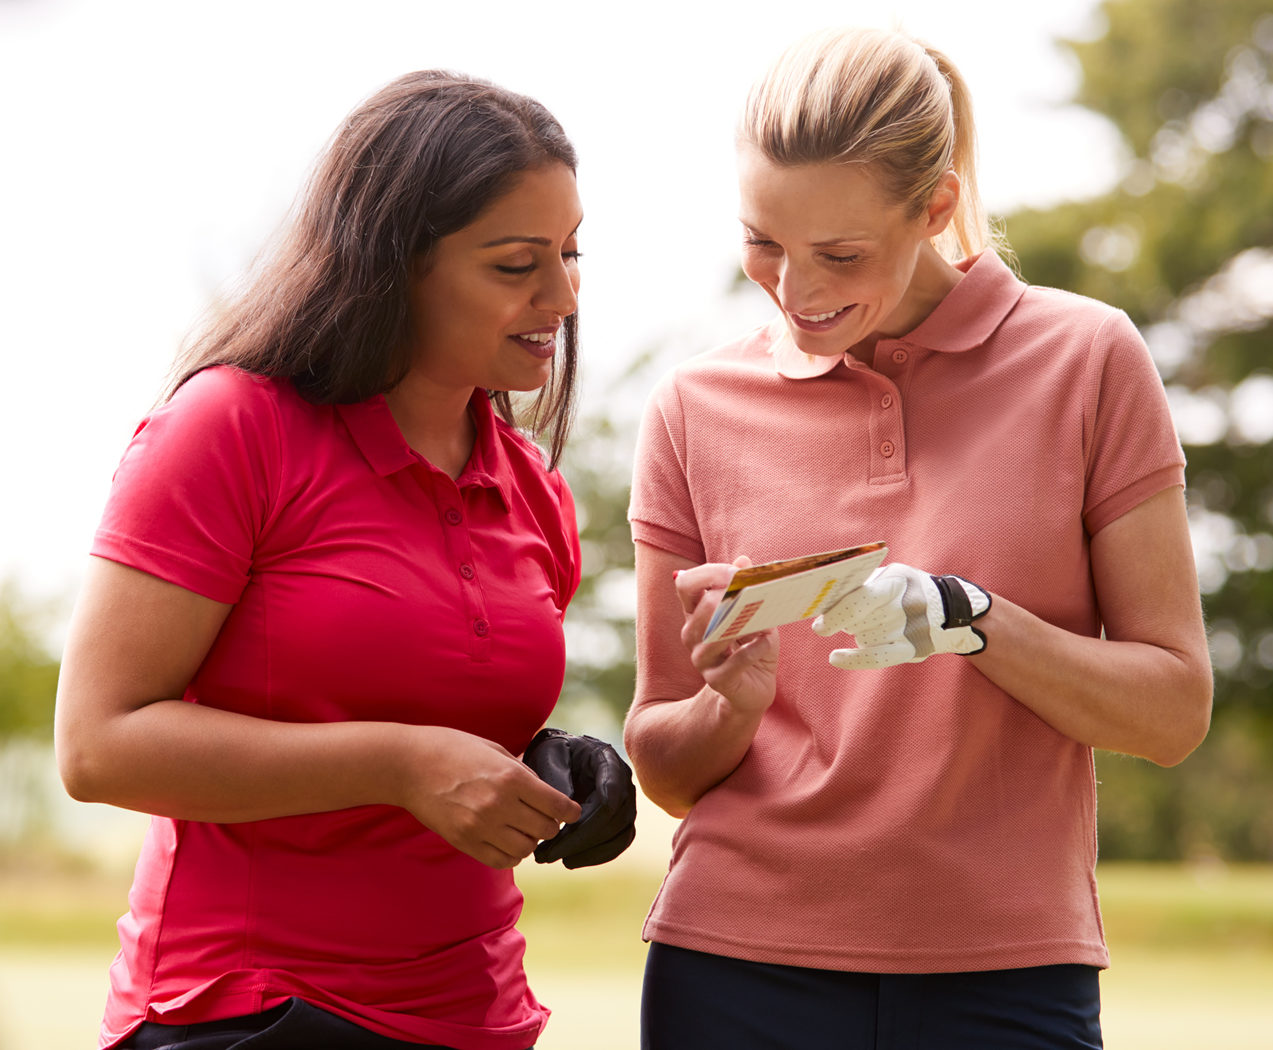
[702,542,888,644]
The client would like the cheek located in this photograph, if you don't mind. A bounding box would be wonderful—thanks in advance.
[463,282,522,334]
[741,253,775,288]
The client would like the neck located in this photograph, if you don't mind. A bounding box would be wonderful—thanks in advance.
[384,373,478,480]
[848,243,963,363]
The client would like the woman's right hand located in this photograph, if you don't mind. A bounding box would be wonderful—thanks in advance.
[399,727,581,869]
[673,557,779,717]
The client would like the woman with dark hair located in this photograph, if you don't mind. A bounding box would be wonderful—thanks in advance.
[55,71,635,1050]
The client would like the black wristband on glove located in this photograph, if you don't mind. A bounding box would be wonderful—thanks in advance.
[523,728,637,868]
[934,575,975,629]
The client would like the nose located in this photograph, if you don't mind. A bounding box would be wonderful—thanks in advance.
[745,252,819,314]
[534,257,580,318]
[773,256,823,313]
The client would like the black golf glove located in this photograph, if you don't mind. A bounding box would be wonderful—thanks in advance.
[523,728,637,868]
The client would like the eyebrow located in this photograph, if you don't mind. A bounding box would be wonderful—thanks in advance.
[812,235,875,247]
[480,221,583,249]
[481,236,552,248]
[740,221,876,248]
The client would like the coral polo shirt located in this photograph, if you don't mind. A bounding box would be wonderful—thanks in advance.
[629,251,1185,973]
[91,366,580,1049]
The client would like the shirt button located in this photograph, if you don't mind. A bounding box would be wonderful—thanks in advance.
[880,441,895,457]
[892,349,908,365]
[881,394,893,409]
[444,508,462,525]
[459,564,475,580]
[474,618,490,637]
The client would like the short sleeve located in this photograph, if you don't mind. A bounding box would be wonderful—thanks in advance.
[92,367,282,603]
[1081,312,1186,536]
[628,374,707,563]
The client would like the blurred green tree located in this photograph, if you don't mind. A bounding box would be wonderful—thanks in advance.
[555,363,652,738]
[0,582,59,739]
[1004,0,1273,860]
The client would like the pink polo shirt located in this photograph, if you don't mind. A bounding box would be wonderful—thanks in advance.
[91,366,580,1049]
[629,251,1184,973]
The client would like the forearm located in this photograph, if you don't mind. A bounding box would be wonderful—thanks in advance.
[624,687,766,819]
[969,595,1212,766]
[58,698,423,822]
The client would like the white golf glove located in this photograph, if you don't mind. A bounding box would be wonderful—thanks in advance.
[811,563,990,670]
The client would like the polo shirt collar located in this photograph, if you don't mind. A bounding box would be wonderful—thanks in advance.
[458,394,514,508]
[336,390,514,509]
[770,250,1026,380]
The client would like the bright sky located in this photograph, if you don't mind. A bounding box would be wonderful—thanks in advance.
[0,0,1117,606]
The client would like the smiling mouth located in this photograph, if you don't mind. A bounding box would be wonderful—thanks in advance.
[788,305,852,331]
[796,307,848,322]
[512,329,558,359]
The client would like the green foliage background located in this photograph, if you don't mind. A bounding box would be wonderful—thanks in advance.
[1004,0,1273,860]
[0,583,59,739]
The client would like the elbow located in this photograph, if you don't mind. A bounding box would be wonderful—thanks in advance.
[1150,671,1214,768]
[56,749,98,804]
[55,739,107,804]
[54,719,118,805]
[623,715,694,820]
[637,777,693,821]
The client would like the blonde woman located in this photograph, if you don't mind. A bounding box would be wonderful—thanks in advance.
[624,27,1210,1049]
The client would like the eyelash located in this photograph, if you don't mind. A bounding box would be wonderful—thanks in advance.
[743,237,858,266]
[495,251,583,276]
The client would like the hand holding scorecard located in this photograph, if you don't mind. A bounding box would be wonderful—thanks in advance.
[701,542,888,644]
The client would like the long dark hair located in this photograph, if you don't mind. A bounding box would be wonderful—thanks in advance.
[171,71,580,467]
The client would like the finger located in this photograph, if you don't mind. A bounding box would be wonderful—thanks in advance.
[520,772,583,825]
[482,823,542,867]
[535,766,636,863]
[521,808,576,847]
[474,846,523,870]
[674,562,739,616]
[590,747,636,807]
[828,641,914,670]
[561,825,638,869]
[813,576,906,636]
[536,804,634,864]
[696,625,778,670]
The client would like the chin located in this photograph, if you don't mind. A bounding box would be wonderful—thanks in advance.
[786,328,848,359]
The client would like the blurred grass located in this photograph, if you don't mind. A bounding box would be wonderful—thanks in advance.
[1096,862,1273,948]
[2,856,1271,1048]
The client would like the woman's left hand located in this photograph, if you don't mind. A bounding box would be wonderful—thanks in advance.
[812,565,990,668]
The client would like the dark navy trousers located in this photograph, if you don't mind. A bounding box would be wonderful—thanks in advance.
[121,996,532,1050]
[641,942,1103,1050]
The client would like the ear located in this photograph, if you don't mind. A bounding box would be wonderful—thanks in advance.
[922,169,961,238]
